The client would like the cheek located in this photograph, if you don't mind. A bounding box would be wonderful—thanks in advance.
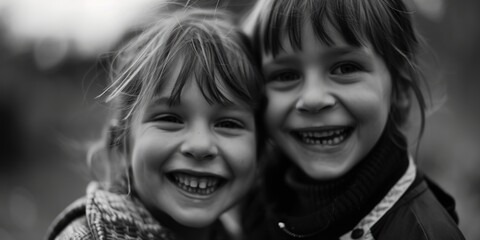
[130,146,159,207]
[221,135,257,178]
[132,135,165,164]
[356,97,390,124]
[346,83,392,135]
[264,90,293,127]
[130,132,175,206]
[130,141,159,189]
[130,132,176,182]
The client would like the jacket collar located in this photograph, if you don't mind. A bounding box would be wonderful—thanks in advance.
[339,157,416,240]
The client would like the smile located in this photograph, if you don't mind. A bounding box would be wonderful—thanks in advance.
[291,127,353,146]
[167,171,227,196]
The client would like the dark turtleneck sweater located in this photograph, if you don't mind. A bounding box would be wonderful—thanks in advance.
[261,130,409,240]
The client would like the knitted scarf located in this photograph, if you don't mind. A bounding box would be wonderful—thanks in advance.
[46,182,229,240]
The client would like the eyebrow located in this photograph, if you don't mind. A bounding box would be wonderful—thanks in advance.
[266,46,371,65]
[221,104,252,112]
[151,96,172,105]
[146,96,181,109]
[150,95,252,112]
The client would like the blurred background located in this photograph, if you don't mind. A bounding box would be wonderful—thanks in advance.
[0,0,479,239]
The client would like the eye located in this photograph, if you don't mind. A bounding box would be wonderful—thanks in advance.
[269,71,301,82]
[215,119,244,129]
[331,62,362,75]
[153,114,183,124]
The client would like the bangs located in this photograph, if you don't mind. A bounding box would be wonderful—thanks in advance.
[150,18,261,109]
[108,9,263,121]
[261,0,416,59]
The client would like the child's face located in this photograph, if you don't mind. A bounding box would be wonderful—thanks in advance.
[129,69,257,227]
[262,22,392,180]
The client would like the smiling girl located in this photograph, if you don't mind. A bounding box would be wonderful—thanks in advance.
[241,0,465,239]
[46,7,263,240]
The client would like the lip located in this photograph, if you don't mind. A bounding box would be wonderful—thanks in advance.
[168,169,228,178]
[166,169,228,200]
[292,125,352,131]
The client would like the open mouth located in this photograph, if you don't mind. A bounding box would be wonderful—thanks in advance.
[291,126,354,146]
[167,171,227,196]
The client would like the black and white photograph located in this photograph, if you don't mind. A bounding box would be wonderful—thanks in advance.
[0,0,478,239]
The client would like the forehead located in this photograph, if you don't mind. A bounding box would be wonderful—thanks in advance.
[149,59,248,108]
[158,58,184,93]
[262,21,350,63]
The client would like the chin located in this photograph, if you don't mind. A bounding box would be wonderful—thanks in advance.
[172,212,218,228]
[300,162,352,180]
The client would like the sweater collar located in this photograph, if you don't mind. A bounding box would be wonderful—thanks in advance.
[268,130,409,239]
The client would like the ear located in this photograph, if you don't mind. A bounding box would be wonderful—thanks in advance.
[389,78,413,128]
[391,71,412,112]
[110,119,132,161]
[393,85,411,111]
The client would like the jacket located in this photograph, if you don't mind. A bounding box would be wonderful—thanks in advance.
[359,173,465,240]
[243,159,465,240]
[336,160,465,240]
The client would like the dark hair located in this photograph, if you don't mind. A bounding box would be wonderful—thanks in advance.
[244,0,429,142]
[90,7,264,188]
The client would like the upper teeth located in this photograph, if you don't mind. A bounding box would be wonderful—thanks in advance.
[299,129,343,138]
[174,173,219,189]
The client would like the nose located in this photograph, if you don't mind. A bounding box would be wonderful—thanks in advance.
[295,72,336,113]
[180,124,218,160]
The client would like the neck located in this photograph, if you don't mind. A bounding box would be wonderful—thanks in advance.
[146,205,215,240]
[175,225,212,240]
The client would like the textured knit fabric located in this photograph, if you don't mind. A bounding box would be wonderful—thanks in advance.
[46,182,228,240]
[267,130,407,239]
[241,130,465,240]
